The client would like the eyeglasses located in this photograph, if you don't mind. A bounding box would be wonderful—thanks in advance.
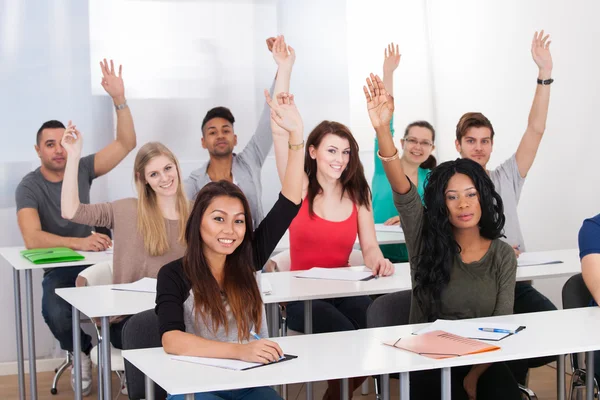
[403,137,434,148]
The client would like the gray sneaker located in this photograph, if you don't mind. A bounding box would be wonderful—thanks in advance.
[70,351,93,396]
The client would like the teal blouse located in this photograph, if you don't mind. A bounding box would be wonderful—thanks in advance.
[371,116,430,262]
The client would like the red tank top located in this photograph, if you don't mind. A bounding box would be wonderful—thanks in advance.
[289,199,358,271]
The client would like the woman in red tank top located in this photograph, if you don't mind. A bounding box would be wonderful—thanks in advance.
[271,110,395,398]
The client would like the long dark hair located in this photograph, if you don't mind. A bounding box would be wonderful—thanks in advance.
[413,158,505,321]
[182,180,263,342]
[404,120,437,170]
[305,121,371,216]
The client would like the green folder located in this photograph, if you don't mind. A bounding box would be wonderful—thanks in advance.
[20,247,85,264]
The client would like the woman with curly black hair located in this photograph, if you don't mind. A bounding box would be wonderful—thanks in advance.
[364,73,521,400]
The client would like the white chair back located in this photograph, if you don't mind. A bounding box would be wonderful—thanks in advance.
[77,262,113,286]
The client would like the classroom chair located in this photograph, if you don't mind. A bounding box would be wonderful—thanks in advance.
[562,273,599,400]
[77,261,127,397]
[122,309,167,399]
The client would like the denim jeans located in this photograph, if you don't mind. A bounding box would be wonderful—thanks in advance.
[41,266,93,354]
[167,386,282,400]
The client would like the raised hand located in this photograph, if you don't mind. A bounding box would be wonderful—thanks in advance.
[531,30,553,74]
[384,215,400,226]
[264,90,303,137]
[364,73,394,129]
[271,35,295,70]
[99,59,125,102]
[60,120,83,158]
[238,339,284,364]
[383,42,401,74]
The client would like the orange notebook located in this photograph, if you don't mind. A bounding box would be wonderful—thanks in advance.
[384,330,500,359]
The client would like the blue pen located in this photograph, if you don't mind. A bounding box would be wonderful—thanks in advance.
[478,328,513,334]
[249,330,261,340]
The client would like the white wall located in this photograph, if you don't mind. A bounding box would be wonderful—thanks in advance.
[1,0,598,367]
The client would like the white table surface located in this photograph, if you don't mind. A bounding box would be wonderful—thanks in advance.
[274,230,405,254]
[123,307,600,396]
[54,248,580,316]
[56,285,155,318]
[0,246,113,271]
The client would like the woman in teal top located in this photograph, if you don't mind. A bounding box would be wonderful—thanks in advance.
[372,43,436,262]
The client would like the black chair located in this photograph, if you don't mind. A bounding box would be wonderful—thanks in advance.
[122,309,167,400]
[366,290,412,399]
[562,273,599,400]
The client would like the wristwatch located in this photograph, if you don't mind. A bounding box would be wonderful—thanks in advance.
[115,101,128,111]
[537,78,554,86]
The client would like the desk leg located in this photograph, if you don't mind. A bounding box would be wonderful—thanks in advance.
[97,337,103,400]
[72,307,82,400]
[440,368,451,400]
[25,269,38,400]
[184,394,195,400]
[145,375,155,400]
[341,378,350,400]
[304,300,313,400]
[557,354,566,400]
[399,372,409,400]
[267,303,282,395]
[101,317,112,400]
[586,351,595,400]
[381,374,390,400]
[13,269,25,400]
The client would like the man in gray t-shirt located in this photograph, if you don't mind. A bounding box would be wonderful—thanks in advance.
[453,31,555,385]
[14,59,137,396]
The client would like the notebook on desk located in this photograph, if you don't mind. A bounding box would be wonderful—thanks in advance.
[295,267,375,281]
[384,330,500,359]
[172,354,298,371]
[20,247,85,264]
[517,252,563,267]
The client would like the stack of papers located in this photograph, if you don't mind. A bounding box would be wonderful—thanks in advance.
[374,224,403,233]
[111,277,157,293]
[414,319,525,341]
[172,354,296,371]
[295,267,375,282]
[517,252,563,267]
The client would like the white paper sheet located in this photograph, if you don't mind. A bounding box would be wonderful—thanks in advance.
[172,355,263,371]
[414,319,525,341]
[111,277,157,293]
[295,267,374,282]
[261,275,273,294]
[374,224,404,233]
[517,252,563,267]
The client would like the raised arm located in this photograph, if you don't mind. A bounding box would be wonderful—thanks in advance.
[382,42,400,95]
[60,122,84,220]
[515,30,553,178]
[264,90,304,205]
[93,59,137,177]
[364,74,411,194]
[269,36,300,186]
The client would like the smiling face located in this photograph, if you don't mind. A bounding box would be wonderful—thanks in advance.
[444,173,482,230]
[309,133,350,181]
[201,117,238,157]
[401,126,435,165]
[455,126,493,168]
[200,195,247,256]
[35,128,67,172]
[143,154,179,198]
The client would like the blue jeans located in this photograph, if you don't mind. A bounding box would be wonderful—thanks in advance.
[167,386,282,400]
[42,266,93,354]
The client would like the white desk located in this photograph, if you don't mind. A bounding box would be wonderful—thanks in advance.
[56,285,155,400]
[273,230,405,254]
[123,307,600,400]
[0,246,112,400]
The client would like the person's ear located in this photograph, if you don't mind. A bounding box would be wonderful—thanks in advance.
[201,137,207,149]
[34,145,41,158]
[309,145,317,159]
[233,134,238,147]
[455,139,461,153]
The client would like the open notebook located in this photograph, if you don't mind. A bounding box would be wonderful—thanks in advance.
[517,252,563,267]
[385,330,500,359]
[414,319,526,341]
[374,224,404,233]
[172,354,297,371]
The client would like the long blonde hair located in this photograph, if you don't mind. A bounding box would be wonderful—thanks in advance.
[134,142,190,256]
